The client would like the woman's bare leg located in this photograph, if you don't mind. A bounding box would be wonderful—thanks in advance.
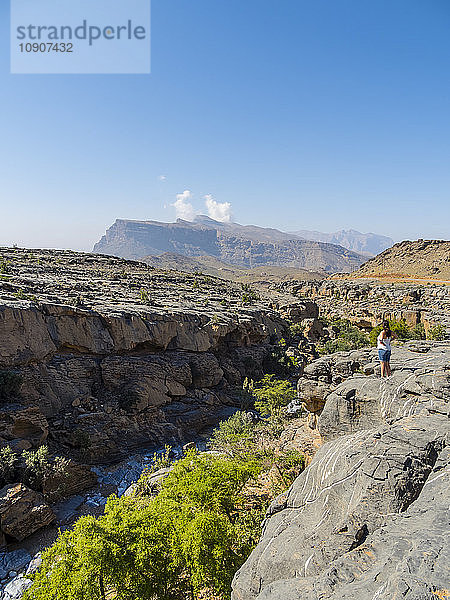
[386,362,391,377]
[380,361,386,377]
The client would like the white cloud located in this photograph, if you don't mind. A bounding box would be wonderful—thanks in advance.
[158,175,167,181]
[173,190,197,221]
[204,194,232,223]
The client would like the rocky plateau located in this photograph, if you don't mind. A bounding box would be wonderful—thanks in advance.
[232,341,450,599]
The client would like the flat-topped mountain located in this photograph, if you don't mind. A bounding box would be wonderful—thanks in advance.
[93,217,367,274]
[292,228,393,256]
[348,239,450,280]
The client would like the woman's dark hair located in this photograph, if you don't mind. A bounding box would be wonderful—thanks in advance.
[382,320,392,338]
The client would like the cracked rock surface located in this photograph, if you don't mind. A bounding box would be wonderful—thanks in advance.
[0,248,293,463]
[232,343,450,600]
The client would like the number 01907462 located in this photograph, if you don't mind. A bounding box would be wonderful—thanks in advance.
[19,42,73,53]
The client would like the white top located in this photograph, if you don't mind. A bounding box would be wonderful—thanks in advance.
[377,331,392,351]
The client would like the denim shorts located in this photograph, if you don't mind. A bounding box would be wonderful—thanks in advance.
[378,349,391,362]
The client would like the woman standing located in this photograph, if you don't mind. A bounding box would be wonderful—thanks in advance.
[377,321,395,378]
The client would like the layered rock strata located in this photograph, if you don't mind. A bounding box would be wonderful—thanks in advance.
[0,248,291,462]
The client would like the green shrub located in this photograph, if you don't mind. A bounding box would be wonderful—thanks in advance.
[263,345,297,377]
[369,318,431,346]
[410,323,426,340]
[139,289,150,303]
[427,324,446,341]
[318,318,369,355]
[253,375,296,418]
[0,259,11,274]
[0,446,19,486]
[135,445,173,495]
[208,411,257,457]
[241,283,259,305]
[0,370,22,400]
[22,446,69,491]
[24,450,264,600]
[289,322,304,337]
[272,449,305,489]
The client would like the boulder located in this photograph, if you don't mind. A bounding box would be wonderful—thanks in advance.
[42,462,97,502]
[0,484,55,542]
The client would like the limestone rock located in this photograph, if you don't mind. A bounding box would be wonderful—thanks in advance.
[232,343,450,600]
[42,462,97,502]
[0,484,55,542]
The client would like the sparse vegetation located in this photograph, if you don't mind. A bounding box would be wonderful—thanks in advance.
[0,369,22,400]
[22,445,70,491]
[139,289,150,303]
[13,289,38,302]
[318,317,369,355]
[369,318,437,345]
[427,323,446,341]
[241,283,260,305]
[135,445,173,495]
[0,446,19,486]
[0,445,69,493]
[0,259,11,274]
[289,322,304,337]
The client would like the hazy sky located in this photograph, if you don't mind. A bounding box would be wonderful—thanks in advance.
[1,0,449,251]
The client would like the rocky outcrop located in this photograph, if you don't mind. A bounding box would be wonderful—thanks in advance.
[93,218,366,273]
[232,343,449,599]
[0,248,293,462]
[281,279,450,334]
[0,484,55,542]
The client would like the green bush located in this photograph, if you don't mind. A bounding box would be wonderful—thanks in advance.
[410,323,426,340]
[0,370,22,400]
[289,322,304,337]
[272,449,305,489]
[427,324,446,341]
[135,445,173,495]
[253,375,296,418]
[0,259,11,274]
[208,411,257,458]
[24,450,264,600]
[318,318,369,355]
[369,318,430,346]
[241,283,260,305]
[0,446,19,486]
[22,446,69,491]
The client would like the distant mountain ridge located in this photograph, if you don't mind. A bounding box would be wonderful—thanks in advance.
[292,228,393,256]
[94,217,369,274]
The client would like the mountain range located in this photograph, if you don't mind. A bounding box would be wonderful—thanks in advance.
[93,217,392,274]
[291,228,393,256]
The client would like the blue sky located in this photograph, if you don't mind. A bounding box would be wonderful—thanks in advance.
[1,0,449,250]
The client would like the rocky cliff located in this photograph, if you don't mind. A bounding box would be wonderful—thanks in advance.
[232,342,450,599]
[0,247,297,464]
[93,218,366,273]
